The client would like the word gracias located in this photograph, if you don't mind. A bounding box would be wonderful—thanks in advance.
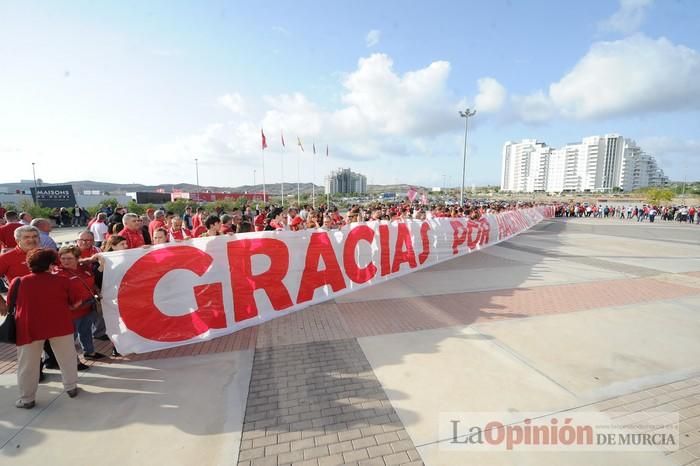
[117,218,493,342]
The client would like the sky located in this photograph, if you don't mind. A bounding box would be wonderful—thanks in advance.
[1,0,699,189]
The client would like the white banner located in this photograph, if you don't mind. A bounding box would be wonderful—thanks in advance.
[101,207,554,353]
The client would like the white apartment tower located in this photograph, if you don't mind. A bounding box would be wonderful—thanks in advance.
[500,134,667,193]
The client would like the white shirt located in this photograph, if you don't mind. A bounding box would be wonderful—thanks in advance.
[90,221,109,242]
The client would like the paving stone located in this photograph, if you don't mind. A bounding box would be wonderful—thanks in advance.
[238,339,421,466]
[303,445,330,460]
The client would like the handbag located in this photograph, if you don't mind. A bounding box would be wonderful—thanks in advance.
[72,270,102,314]
[0,277,20,344]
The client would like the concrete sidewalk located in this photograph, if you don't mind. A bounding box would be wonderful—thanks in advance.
[1,218,700,465]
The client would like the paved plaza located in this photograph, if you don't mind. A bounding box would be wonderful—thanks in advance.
[1,218,700,465]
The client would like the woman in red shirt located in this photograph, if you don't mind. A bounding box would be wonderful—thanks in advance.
[4,249,82,408]
[57,245,106,361]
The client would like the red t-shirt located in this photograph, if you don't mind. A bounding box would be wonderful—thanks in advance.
[220,224,234,234]
[169,228,191,241]
[10,272,77,346]
[148,219,166,238]
[79,246,101,259]
[192,214,203,230]
[0,247,31,282]
[122,227,145,249]
[56,267,96,319]
[191,225,207,238]
[288,216,303,231]
[254,213,266,232]
[0,222,21,249]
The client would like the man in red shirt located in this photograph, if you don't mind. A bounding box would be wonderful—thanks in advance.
[0,225,39,291]
[0,211,23,250]
[77,231,101,259]
[219,214,234,234]
[148,210,166,238]
[120,213,146,249]
[192,207,206,230]
[288,208,304,231]
[0,226,66,377]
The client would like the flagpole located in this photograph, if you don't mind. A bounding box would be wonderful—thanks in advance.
[297,149,301,206]
[325,146,330,207]
[312,146,316,210]
[281,145,284,208]
[262,146,266,204]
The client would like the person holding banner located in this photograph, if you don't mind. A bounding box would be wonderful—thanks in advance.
[288,208,304,231]
[169,217,191,241]
[56,245,107,362]
[200,215,222,237]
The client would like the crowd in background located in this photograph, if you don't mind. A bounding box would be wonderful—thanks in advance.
[554,203,699,224]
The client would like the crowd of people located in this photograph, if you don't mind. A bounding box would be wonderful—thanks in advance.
[0,195,695,409]
[555,203,700,224]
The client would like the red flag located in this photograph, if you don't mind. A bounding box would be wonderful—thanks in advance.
[281,131,285,147]
[261,129,268,150]
[326,145,329,157]
[420,193,428,205]
[407,187,417,202]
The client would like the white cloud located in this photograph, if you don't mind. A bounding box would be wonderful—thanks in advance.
[474,77,507,114]
[599,0,653,35]
[512,35,700,122]
[365,30,381,48]
[334,54,457,136]
[639,136,700,158]
[126,53,469,185]
[512,91,556,123]
[218,93,246,114]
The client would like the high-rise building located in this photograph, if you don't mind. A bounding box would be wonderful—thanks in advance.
[325,168,367,194]
[500,134,667,193]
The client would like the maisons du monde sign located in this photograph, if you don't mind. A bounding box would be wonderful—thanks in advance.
[30,184,77,208]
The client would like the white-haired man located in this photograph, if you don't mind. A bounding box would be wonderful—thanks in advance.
[121,213,145,249]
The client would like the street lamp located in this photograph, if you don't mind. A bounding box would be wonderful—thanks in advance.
[459,108,476,205]
[194,158,200,201]
[31,162,38,205]
[31,162,37,189]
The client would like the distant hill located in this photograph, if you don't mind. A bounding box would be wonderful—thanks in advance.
[0,179,428,196]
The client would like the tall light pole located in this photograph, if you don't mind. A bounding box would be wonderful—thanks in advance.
[31,162,38,205]
[459,108,476,205]
[194,158,200,202]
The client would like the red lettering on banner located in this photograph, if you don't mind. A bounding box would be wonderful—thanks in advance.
[466,220,481,250]
[391,223,417,273]
[343,225,377,284]
[227,238,293,322]
[478,218,490,245]
[453,219,490,253]
[117,246,226,342]
[451,220,468,254]
[418,222,431,264]
[496,213,514,240]
[379,224,391,276]
[297,232,347,304]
